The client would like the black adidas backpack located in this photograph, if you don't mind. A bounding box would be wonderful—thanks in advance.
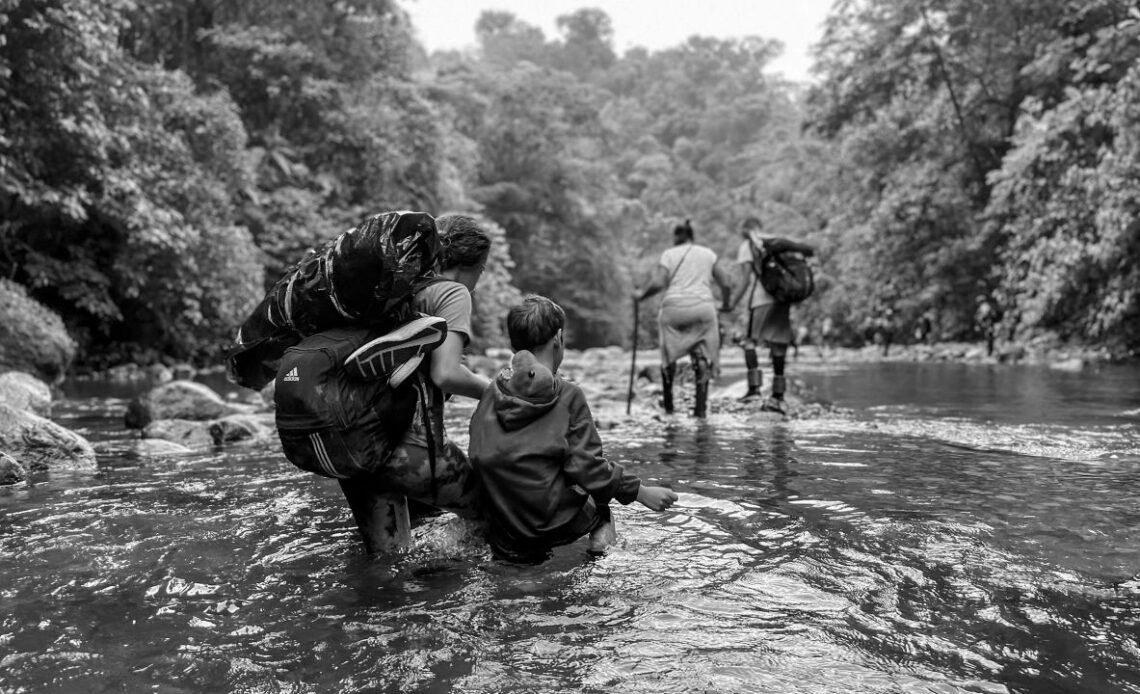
[226,211,441,390]
[273,327,427,479]
[749,236,815,304]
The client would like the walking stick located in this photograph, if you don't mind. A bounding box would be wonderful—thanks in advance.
[626,299,639,415]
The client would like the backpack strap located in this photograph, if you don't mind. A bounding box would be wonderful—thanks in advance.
[412,374,440,502]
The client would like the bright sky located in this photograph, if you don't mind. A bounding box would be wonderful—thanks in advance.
[400,0,834,83]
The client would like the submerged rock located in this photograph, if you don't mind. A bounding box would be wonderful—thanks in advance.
[0,404,96,472]
[209,413,275,444]
[125,380,250,429]
[142,419,215,449]
[131,439,194,457]
[1050,357,1086,372]
[0,451,27,485]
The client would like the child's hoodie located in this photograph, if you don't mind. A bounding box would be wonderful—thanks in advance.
[468,350,641,555]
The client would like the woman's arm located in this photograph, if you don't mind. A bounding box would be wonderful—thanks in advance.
[428,332,490,400]
[712,262,735,311]
[633,264,670,302]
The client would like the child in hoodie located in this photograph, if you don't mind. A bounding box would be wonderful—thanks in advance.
[468,294,678,563]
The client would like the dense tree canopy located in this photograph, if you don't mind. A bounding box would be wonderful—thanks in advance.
[806,0,1140,347]
[1,0,1136,369]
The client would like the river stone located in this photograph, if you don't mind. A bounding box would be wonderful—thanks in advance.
[133,439,194,456]
[170,363,196,380]
[125,380,240,429]
[209,413,274,445]
[0,371,52,415]
[144,363,173,383]
[0,404,96,472]
[0,451,27,485]
[0,279,77,384]
[1050,357,1086,372]
[106,363,141,381]
[143,419,215,449]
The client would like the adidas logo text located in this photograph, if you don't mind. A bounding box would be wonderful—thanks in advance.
[283,367,300,382]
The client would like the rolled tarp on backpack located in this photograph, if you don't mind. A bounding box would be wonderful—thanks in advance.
[269,211,441,335]
[226,211,442,390]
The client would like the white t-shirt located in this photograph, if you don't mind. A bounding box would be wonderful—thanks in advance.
[735,233,773,309]
[660,243,718,304]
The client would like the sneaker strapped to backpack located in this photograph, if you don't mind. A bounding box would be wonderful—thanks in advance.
[343,315,448,387]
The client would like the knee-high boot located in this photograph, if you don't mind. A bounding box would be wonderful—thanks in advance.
[693,355,710,418]
[741,348,762,401]
[771,375,786,399]
[660,363,675,414]
[771,354,787,401]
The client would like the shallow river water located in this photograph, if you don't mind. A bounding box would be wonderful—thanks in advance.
[2,358,1139,693]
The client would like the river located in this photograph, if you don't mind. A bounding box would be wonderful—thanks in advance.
[2,358,1138,693]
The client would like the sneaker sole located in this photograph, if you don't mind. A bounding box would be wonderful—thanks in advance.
[344,316,448,382]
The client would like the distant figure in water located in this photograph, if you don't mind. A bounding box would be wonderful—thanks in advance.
[975,295,1000,356]
[820,315,835,350]
[914,310,935,344]
[873,302,897,357]
[468,295,678,563]
[634,220,733,418]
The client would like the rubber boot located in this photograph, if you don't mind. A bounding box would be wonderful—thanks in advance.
[740,348,762,400]
[338,481,413,555]
[771,375,786,399]
[693,355,710,418]
[762,375,787,415]
[660,364,675,414]
[740,368,763,401]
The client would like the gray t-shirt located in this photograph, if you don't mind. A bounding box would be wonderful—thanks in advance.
[402,280,473,449]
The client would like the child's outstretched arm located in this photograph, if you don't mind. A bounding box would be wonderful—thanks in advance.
[636,484,678,511]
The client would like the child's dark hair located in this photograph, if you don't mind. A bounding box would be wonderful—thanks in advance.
[436,214,491,269]
[507,295,566,352]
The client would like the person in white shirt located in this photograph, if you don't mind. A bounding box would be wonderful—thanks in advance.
[634,220,733,418]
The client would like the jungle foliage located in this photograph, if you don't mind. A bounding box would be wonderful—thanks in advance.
[1,0,1137,368]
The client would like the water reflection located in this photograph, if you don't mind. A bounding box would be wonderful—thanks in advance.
[2,362,1140,692]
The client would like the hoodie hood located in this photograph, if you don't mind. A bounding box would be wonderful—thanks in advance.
[491,350,561,431]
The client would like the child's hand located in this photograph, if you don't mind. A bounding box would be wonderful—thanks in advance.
[637,485,678,511]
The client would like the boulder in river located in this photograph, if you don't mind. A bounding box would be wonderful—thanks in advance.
[142,418,216,449]
[209,413,275,445]
[0,279,77,384]
[0,451,28,485]
[125,380,252,429]
[0,371,53,416]
[0,403,96,473]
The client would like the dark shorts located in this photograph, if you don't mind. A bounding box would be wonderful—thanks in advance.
[369,440,481,519]
[489,500,612,564]
[748,303,793,345]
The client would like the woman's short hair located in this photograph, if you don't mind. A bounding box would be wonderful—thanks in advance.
[673,219,694,242]
[742,216,763,231]
[436,214,491,270]
[507,295,565,352]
